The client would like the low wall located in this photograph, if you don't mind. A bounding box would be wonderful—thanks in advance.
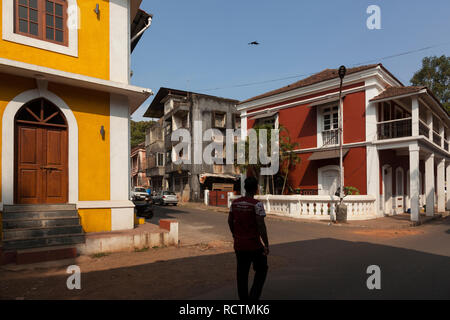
[76,219,179,255]
[228,194,377,221]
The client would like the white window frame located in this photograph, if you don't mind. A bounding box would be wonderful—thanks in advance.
[2,0,79,57]
[317,102,339,147]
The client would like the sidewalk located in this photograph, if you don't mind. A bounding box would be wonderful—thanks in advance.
[178,201,447,230]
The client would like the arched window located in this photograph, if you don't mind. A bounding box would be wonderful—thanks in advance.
[15,98,67,127]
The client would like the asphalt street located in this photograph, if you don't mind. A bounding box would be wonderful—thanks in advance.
[150,204,450,299]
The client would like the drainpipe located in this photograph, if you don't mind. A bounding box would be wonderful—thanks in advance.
[131,16,153,44]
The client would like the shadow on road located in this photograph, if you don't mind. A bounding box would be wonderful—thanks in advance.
[1,238,449,299]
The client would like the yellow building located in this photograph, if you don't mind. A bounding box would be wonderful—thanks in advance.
[0,0,152,246]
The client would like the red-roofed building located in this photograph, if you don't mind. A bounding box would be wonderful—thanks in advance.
[238,64,449,222]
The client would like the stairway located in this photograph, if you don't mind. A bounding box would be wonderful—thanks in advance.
[1,204,85,264]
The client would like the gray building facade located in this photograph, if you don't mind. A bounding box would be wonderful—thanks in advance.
[144,88,241,202]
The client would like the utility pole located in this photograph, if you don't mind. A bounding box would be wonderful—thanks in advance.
[337,65,347,222]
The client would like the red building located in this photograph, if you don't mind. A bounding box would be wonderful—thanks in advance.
[238,64,449,222]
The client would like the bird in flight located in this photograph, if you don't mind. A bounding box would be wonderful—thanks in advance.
[248,41,260,46]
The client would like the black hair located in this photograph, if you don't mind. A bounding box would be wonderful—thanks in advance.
[244,176,258,193]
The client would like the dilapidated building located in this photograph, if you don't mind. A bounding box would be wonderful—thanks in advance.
[144,88,241,202]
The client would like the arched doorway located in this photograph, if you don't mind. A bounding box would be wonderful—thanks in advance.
[318,165,339,196]
[14,99,68,204]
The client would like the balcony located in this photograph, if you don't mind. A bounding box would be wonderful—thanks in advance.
[433,131,442,146]
[377,118,411,140]
[322,129,339,145]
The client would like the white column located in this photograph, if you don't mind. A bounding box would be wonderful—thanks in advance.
[426,110,433,140]
[240,111,247,196]
[411,97,419,137]
[439,123,444,149]
[447,161,450,211]
[437,158,445,213]
[367,145,381,216]
[425,153,435,217]
[409,144,420,222]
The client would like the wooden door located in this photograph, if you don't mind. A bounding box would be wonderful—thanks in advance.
[15,99,68,204]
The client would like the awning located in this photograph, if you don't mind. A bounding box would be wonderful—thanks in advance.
[199,173,239,184]
[248,111,278,121]
[308,149,348,161]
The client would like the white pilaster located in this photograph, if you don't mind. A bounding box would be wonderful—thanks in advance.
[110,0,130,83]
[447,161,450,211]
[411,97,419,137]
[426,110,433,141]
[437,158,445,213]
[439,123,444,149]
[240,110,247,195]
[425,153,435,217]
[110,92,134,231]
[367,145,381,216]
[409,143,420,222]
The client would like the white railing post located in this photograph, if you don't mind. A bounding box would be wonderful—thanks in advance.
[411,97,419,137]
[205,189,209,206]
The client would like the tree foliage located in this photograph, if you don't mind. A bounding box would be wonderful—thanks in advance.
[130,120,154,148]
[235,124,301,195]
[411,55,450,112]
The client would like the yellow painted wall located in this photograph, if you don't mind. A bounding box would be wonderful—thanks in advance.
[0,73,37,202]
[78,209,111,233]
[47,82,111,201]
[0,73,111,203]
[0,0,110,80]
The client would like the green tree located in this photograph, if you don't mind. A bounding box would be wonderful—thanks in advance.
[235,124,301,195]
[411,55,450,112]
[279,126,301,195]
[130,120,154,148]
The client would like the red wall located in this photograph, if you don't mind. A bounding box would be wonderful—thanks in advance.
[343,91,366,143]
[286,147,367,195]
[278,102,317,149]
[245,83,368,194]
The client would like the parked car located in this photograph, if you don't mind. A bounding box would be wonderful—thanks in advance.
[133,196,153,219]
[154,190,178,206]
[131,186,149,201]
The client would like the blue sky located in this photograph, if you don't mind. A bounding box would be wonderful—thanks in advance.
[130,0,450,120]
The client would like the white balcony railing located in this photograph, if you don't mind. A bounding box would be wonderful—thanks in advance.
[228,194,377,221]
[322,129,339,145]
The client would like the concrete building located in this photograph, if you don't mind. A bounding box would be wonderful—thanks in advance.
[131,142,149,188]
[144,88,241,202]
[237,63,450,222]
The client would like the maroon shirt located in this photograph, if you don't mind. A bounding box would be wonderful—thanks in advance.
[229,197,266,251]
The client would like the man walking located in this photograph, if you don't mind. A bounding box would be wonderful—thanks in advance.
[228,176,269,300]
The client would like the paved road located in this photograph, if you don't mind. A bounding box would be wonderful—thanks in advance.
[151,204,450,299]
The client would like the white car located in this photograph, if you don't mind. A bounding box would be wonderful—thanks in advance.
[131,187,149,201]
[154,191,178,206]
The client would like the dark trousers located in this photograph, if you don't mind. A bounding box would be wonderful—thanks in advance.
[235,249,268,300]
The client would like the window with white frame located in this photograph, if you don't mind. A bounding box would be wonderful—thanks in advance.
[3,0,78,56]
[322,105,339,145]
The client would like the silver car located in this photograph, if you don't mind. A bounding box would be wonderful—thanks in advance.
[155,191,178,206]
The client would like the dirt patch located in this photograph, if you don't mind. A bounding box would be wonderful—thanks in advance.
[351,229,424,239]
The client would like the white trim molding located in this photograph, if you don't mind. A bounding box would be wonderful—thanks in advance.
[0,57,152,112]
[2,0,79,57]
[1,86,79,206]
